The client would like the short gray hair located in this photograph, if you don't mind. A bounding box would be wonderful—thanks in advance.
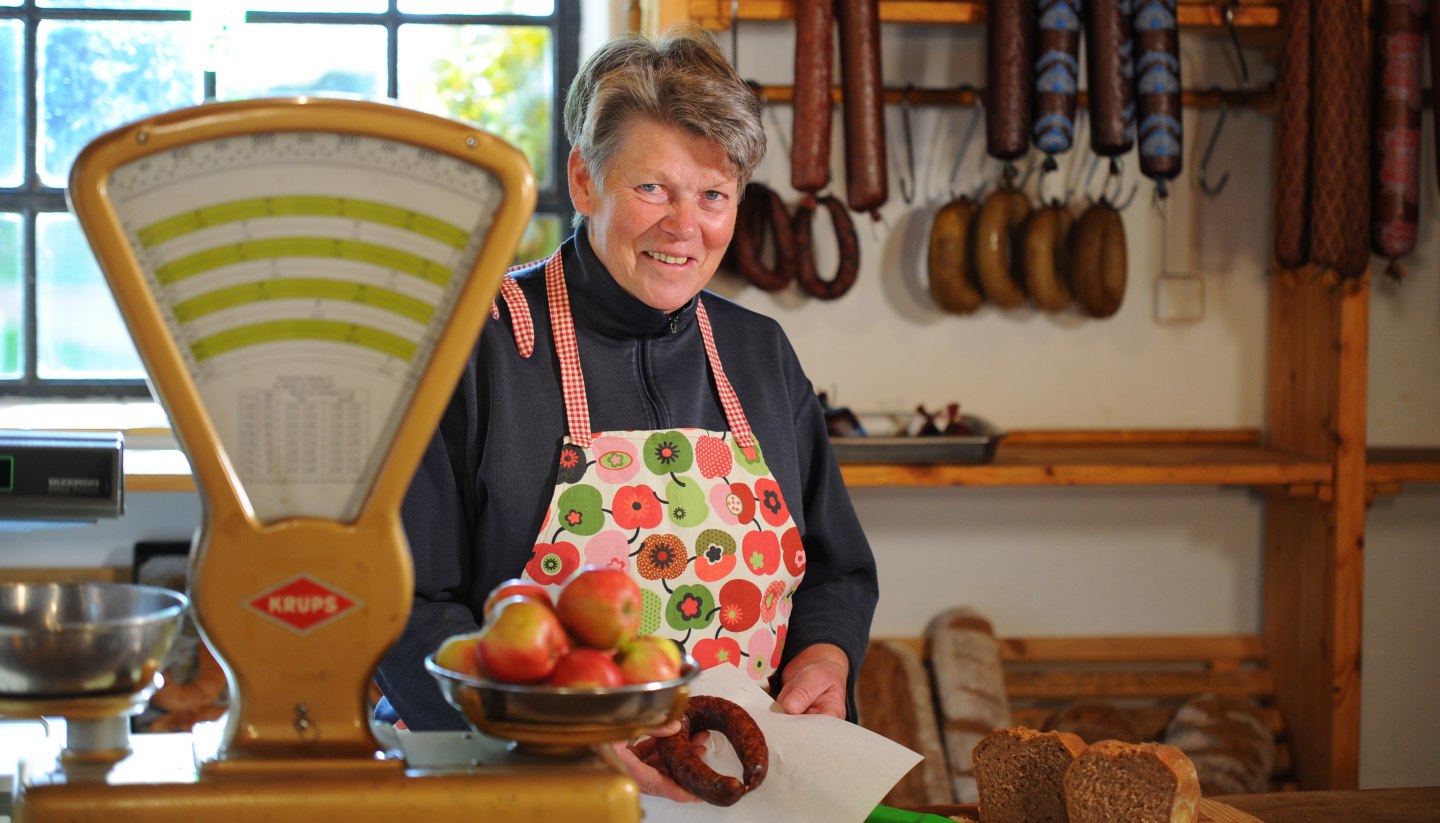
[563,23,766,226]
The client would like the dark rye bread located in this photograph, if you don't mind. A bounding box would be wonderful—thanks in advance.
[1044,700,1142,745]
[1163,693,1275,796]
[927,608,1012,804]
[971,727,1087,823]
[856,639,955,807]
[1064,740,1201,823]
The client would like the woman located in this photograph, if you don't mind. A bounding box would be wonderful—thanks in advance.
[375,23,879,800]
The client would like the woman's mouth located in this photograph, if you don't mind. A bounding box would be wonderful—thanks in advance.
[645,251,689,266]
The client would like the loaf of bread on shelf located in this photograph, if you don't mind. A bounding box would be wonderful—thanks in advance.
[926,607,1012,804]
[971,726,1087,823]
[1163,692,1275,796]
[1044,699,1142,744]
[1063,740,1201,823]
[856,639,956,807]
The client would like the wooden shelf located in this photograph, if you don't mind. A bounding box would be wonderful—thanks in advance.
[838,429,1330,488]
[671,0,1281,31]
[1366,447,1440,486]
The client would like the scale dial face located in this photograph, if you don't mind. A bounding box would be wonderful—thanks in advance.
[77,103,533,523]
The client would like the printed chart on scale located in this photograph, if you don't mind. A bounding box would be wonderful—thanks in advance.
[107,132,504,523]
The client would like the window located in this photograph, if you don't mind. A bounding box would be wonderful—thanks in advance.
[1,1,577,398]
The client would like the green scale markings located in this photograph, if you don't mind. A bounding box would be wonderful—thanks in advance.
[137,195,471,250]
[171,279,434,325]
[189,319,416,362]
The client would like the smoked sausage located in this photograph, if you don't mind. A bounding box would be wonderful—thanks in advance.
[985,0,1036,160]
[794,194,861,300]
[1022,202,1075,312]
[1273,0,1311,269]
[1084,0,1136,156]
[1070,201,1127,318]
[928,196,985,314]
[656,695,769,806]
[1033,0,1082,156]
[1371,0,1424,279]
[836,0,888,212]
[972,188,1032,309]
[729,182,798,291]
[792,0,834,193]
[1133,0,1183,187]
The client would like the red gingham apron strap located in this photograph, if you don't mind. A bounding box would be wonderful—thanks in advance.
[695,297,758,458]
[544,251,595,447]
[489,259,541,358]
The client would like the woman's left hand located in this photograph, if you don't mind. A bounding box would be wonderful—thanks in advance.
[603,719,708,803]
[775,642,850,719]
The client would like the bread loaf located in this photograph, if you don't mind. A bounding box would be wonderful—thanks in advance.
[1044,700,1141,745]
[1163,693,1275,796]
[856,639,955,807]
[972,726,1086,823]
[1063,740,1200,823]
[926,607,1012,803]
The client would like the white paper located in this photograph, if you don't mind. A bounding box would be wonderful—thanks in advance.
[640,665,923,823]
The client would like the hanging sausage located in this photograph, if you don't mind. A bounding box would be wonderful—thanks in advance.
[836,0,888,212]
[985,0,1036,161]
[1084,0,1136,157]
[1370,0,1424,281]
[1033,0,1082,157]
[1273,0,1311,270]
[792,0,834,194]
[1132,0,1182,195]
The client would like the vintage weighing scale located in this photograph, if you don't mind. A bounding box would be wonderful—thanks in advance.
[1,97,693,821]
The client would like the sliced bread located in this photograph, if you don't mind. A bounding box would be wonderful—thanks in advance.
[972,726,1087,823]
[1064,740,1201,823]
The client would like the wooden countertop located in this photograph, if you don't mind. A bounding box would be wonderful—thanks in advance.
[1214,787,1440,822]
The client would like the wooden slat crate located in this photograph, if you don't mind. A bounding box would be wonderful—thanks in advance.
[873,633,1295,792]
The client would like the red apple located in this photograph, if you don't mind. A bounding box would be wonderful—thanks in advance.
[555,566,643,649]
[615,636,683,684]
[433,635,483,676]
[477,596,570,683]
[483,578,554,617]
[545,648,625,688]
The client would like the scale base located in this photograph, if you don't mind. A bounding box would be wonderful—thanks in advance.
[13,731,640,823]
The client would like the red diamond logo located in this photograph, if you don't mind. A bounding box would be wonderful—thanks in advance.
[248,575,359,633]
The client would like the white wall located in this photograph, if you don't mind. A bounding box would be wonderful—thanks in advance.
[1,6,1435,791]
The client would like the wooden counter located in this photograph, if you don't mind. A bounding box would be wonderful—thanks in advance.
[1215,787,1440,822]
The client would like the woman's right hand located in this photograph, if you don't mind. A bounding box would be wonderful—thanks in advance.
[604,719,710,802]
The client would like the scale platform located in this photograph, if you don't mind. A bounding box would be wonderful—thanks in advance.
[0,96,642,822]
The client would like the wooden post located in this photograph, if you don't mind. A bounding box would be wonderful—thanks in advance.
[1264,271,1368,790]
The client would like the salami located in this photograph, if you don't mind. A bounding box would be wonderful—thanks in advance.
[792,0,834,193]
[1273,0,1311,269]
[1033,0,1082,156]
[1309,0,1370,279]
[1084,0,1137,156]
[1133,0,1183,188]
[836,0,888,211]
[794,194,861,300]
[986,0,1036,160]
[729,182,797,291]
[1371,0,1424,278]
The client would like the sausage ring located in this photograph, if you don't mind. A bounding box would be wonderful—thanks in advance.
[794,194,861,300]
[655,695,769,806]
[729,182,798,292]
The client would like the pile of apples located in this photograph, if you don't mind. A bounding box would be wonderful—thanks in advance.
[434,566,683,687]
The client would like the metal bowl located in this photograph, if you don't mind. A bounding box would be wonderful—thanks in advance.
[0,582,189,699]
[425,637,699,757]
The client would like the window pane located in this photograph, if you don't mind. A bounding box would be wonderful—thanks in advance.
[400,0,555,15]
[398,24,554,189]
[36,213,144,379]
[516,214,564,266]
[39,0,189,7]
[0,21,19,187]
[38,21,202,187]
[242,1,386,11]
[0,214,20,379]
[221,24,385,99]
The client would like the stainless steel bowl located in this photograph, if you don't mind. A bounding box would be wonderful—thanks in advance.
[426,638,699,757]
[0,582,189,699]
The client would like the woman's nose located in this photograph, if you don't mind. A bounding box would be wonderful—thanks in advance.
[661,200,699,239]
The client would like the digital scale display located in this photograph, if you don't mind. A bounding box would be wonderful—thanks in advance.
[0,431,124,519]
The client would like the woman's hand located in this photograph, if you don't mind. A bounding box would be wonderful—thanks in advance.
[602,718,709,802]
[775,643,850,719]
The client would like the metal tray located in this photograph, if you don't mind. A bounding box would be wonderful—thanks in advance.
[828,415,1005,465]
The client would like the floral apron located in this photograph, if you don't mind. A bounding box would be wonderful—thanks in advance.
[514,252,804,682]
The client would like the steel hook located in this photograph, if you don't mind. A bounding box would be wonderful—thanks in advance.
[1036,154,1062,206]
[1097,156,1140,210]
[730,0,741,72]
[1222,0,1251,88]
[947,84,984,199]
[898,84,918,204]
[1197,88,1231,196]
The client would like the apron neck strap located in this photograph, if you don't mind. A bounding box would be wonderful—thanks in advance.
[545,251,757,454]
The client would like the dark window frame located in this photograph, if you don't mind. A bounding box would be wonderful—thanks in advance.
[1,0,578,399]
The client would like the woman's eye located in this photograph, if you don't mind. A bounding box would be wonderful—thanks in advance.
[702,190,724,201]
[638,183,661,194]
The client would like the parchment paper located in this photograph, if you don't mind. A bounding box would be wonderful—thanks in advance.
[639,664,923,823]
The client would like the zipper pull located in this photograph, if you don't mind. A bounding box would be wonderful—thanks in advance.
[668,314,679,334]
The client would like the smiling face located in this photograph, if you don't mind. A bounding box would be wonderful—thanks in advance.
[569,119,740,312]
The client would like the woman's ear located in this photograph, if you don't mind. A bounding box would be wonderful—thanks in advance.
[568,147,597,217]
